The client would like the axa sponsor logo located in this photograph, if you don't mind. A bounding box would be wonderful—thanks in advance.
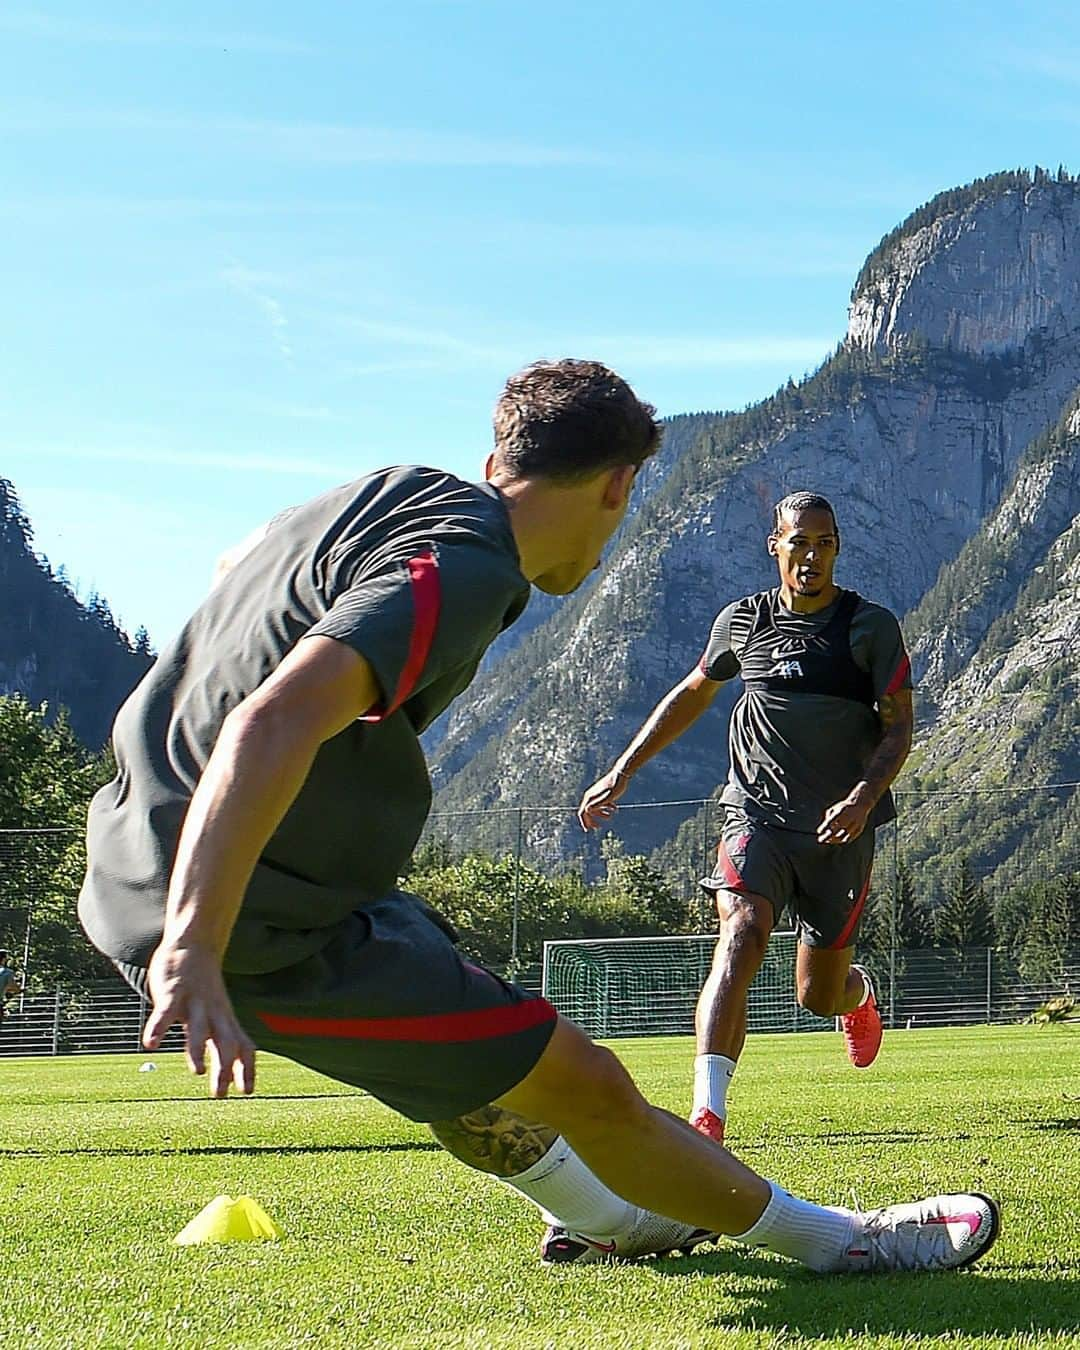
[768,659,804,679]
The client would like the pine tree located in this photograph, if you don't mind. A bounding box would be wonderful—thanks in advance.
[1020,876,1080,980]
[934,856,993,948]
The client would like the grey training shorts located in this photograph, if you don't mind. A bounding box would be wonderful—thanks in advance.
[701,807,874,949]
[117,891,558,1122]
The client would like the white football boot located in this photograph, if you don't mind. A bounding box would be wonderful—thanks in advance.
[541,1208,720,1265]
[825,1192,999,1273]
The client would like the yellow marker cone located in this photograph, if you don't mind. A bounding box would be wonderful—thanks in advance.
[174,1195,283,1245]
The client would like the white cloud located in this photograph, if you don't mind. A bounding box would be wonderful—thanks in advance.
[0,104,613,168]
[487,220,858,276]
[223,267,294,361]
[336,314,833,375]
[571,335,834,369]
[0,10,312,53]
[13,443,349,477]
[997,47,1080,84]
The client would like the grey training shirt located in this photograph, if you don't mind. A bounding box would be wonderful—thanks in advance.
[700,588,912,833]
[79,467,530,975]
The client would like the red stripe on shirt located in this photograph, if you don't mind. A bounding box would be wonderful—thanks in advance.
[257,996,558,1044]
[360,549,441,721]
[883,653,911,697]
[830,865,873,951]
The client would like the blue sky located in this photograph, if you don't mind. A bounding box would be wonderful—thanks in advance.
[2,1,1078,644]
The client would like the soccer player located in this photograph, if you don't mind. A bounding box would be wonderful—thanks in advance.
[79,369,992,1275]
[0,950,21,1030]
[579,493,912,1145]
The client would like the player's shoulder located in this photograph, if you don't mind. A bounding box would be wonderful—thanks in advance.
[848,594,906,646]
[849,592,902,624]
[347,467,518,557]
[717,588,772,620]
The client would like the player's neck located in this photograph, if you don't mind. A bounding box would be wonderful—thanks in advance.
[487,475,583,582]
[777,581,840,614]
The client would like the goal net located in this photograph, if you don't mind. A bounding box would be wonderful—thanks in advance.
[541,932,832,1038]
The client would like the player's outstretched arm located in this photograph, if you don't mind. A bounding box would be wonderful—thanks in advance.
[144,636,382,1096]
[577,666,721,830]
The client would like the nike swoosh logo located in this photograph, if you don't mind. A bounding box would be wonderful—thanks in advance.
[583,1237,618,1253]
[926,1211,983,1236]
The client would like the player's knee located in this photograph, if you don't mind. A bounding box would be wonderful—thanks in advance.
[554,1041,646,1138]
[715,894,772,963]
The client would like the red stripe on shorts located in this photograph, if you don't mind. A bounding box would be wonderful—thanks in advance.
[257,996,558,1044]
[883,653,911,697]
[360,549,441,721]
[716,839,747,891]
[830,865,873,951]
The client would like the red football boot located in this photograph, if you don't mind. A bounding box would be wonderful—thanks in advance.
[841,964,883,1068]
[689,1106,726,1144]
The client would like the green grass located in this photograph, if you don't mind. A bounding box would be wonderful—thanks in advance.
[0,1025,1077,1349]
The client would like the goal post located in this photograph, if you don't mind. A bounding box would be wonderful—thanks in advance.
[541,932,832,1039]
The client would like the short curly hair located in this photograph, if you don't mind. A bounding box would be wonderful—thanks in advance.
[771,491,838,535]
[493,359,661,482]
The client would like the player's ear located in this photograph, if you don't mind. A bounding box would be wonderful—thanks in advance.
[835,530,842,555]
[602,463,637,510]
[483,451,498,481]
[767,533,779,557]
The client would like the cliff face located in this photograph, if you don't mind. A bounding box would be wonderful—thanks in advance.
[896,398,1080,890]
[850,180,1080,356]
[428,172,1080,874]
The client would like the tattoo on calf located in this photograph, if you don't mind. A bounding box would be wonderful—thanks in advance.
[429,1106,558,1177]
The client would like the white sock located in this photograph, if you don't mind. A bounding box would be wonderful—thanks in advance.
[501,1137,636,1237]
[735,1182,856,1272]
[693,1053,737,1118]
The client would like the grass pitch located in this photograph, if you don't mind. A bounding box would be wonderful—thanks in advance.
[0,1025,1076,1349]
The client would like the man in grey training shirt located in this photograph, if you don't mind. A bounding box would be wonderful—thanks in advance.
[80,378,991,1278]
[0,951,21,1029]
[579,492,913,1148]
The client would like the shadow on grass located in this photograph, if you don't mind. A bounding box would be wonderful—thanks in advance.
[733,1127,980,1153]
[1031,1118,1080,1133]
[652,1248,1080,1338]
[0,1141,440,1159]
[86,1093,368,1105]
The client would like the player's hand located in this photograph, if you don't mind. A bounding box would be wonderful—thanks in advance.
[143,941,256,1097]
[817,793,872,846]
[577,768,629,831]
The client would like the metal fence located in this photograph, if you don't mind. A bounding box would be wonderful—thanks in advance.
[541,934,1080,1039]
[0,782,1076,1054]
[0,982,184,1057]
[0,943,1074,1057]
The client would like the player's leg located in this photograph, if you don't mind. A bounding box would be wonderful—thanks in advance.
[691,888,774,1139]
[225,896,995,1273]
[693,815,789,1140]
[795,943,866,1015]
[792,829,881,1067]
[497,1014,998,1274]
[430,1107,716,1263]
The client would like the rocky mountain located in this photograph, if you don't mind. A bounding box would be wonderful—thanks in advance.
[898,394,1080,892]
[0,478,152,750]
[427,169,1080,886]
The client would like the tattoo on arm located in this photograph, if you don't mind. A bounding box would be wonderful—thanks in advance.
[429,1106,559,1178]
[856,690,914,805]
